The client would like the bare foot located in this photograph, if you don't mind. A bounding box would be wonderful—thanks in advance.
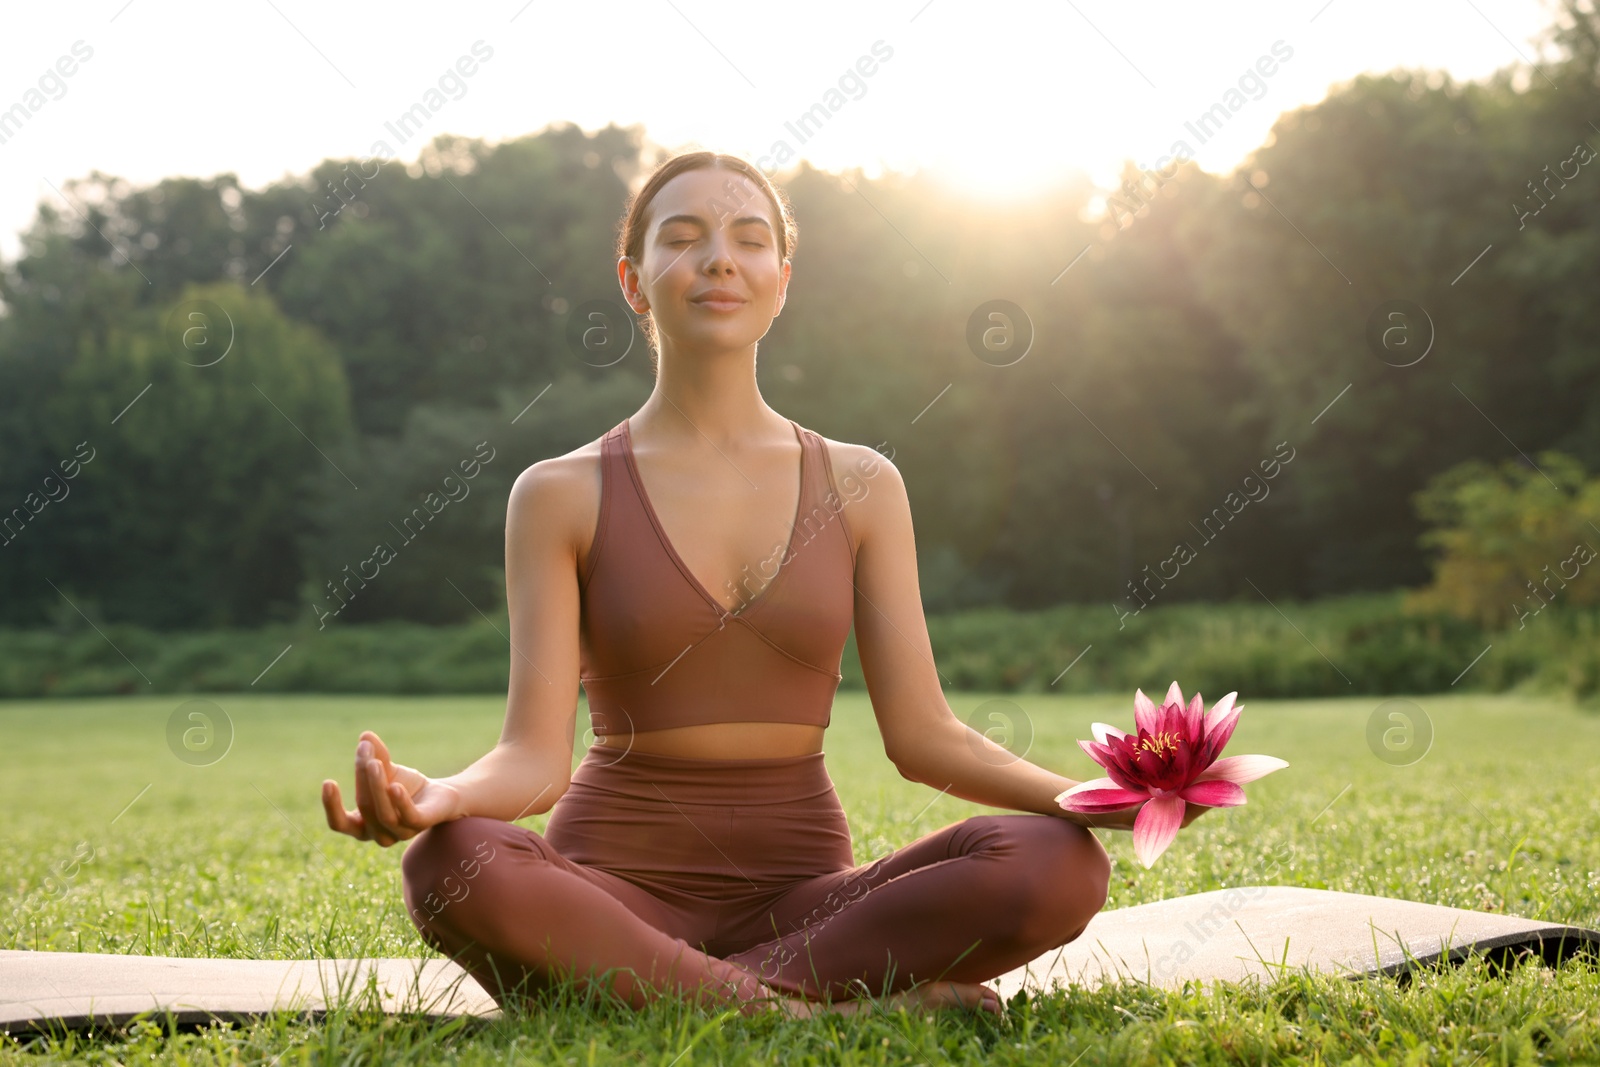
[768,981,1001,1018]
[885,981,1002,1015]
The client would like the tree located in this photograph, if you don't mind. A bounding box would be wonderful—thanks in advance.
[1405,451,1600,627]
[3,281,354,627]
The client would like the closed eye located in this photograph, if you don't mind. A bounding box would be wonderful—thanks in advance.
[666,238,766,249]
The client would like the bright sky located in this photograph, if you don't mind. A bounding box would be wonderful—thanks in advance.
[0,0,1566,264]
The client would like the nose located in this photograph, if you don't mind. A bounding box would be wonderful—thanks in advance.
[700,230,737,273]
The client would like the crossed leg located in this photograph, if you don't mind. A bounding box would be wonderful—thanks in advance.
[400,816,769,1012]
[718,814,1111,1001]
[400,812,1109,1013]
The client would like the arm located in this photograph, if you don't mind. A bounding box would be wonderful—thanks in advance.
[845,447,1131,830]
[434,459,583,822]
[322,457,585,844]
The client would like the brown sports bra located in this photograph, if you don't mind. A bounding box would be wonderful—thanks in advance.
[578,417,857,736]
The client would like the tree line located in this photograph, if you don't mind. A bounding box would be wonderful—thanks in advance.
[2,5,1598,630]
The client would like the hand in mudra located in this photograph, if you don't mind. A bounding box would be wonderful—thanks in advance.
[322,730,462,847]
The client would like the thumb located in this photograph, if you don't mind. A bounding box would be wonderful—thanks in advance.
[392,777,454,829]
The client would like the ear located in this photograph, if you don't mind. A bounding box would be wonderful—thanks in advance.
[617,256,648,312]
[773,259,791,316]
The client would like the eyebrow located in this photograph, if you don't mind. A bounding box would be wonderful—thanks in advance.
[655,213,773,233]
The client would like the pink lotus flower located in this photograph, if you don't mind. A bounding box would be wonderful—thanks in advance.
[1055,682,1287,867]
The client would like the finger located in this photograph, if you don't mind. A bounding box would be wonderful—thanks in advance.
[321,780,367,840]
[368,757,407,846]
[352,740,377,832]
[362,730,394,766]
[359,732,406,836]
[352,742,397,846]
[390,780,429,830]
[366,755,403,834]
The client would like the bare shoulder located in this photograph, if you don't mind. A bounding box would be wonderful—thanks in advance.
[806,431,907,548]
[506,433,607,566]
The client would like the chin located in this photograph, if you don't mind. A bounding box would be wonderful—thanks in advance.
[678,323,768,347]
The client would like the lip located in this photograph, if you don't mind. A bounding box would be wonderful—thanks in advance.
[690,289,747,311]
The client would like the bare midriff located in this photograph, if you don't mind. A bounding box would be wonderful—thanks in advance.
[594,721,825,759]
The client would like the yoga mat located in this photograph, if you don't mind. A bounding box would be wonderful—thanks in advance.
[0,954,497,1033]
[4,887,1595,1032]
[989,886,1599,999]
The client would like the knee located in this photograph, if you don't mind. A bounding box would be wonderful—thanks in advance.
[990,816,1111,949]
[1057,820,1111,918]
[401,816,511,935]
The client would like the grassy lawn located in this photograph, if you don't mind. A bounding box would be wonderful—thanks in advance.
[3,689,1598,1064]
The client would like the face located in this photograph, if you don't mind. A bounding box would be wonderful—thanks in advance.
[618,166,790,355]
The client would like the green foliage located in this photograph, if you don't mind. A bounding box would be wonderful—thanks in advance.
[277,127,647,435]
[3,282,355,627]
[6,593,1600,703]
[293,370,646,626]
[1405,451,1600,628]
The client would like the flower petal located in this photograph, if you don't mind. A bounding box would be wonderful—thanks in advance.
[1078,738,1112,766]
[1203,705,1243,761]
[1090,722,1128,745]
[1178,779,1246,807]
[1132,794,1186,868]
[1105,732,1141,759]
[1164,680,1185,711]
[1056,777,1120,799]
[1184,693,1205,740]
[1055,778,1150,813]
[1158,700,1186,737]
[1103,760,1148,793]
[1203,691,1238,731]
[1192,754,1289,785]
[1170,734,1199,787]
[1079,741,1144,792]
[1133,688,1159,735]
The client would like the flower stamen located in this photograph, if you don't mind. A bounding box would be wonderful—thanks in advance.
[1138,731,1182,759]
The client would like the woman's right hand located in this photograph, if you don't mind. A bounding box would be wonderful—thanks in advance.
[322,730,464,847]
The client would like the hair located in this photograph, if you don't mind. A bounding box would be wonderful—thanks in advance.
[614,151,798,362]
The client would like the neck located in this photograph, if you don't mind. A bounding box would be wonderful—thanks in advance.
[637,339,782,447]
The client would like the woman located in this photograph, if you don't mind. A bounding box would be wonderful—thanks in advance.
[321,151,1199,1018]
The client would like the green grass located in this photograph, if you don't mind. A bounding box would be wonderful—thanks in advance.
[3,689,1598,1064]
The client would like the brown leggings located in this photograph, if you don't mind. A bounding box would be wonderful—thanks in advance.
[401,747,1110,1010]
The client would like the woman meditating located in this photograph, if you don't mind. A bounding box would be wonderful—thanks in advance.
[321,150,1199,1017]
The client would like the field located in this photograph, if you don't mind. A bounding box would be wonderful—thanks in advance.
[3,689,1598,1064]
